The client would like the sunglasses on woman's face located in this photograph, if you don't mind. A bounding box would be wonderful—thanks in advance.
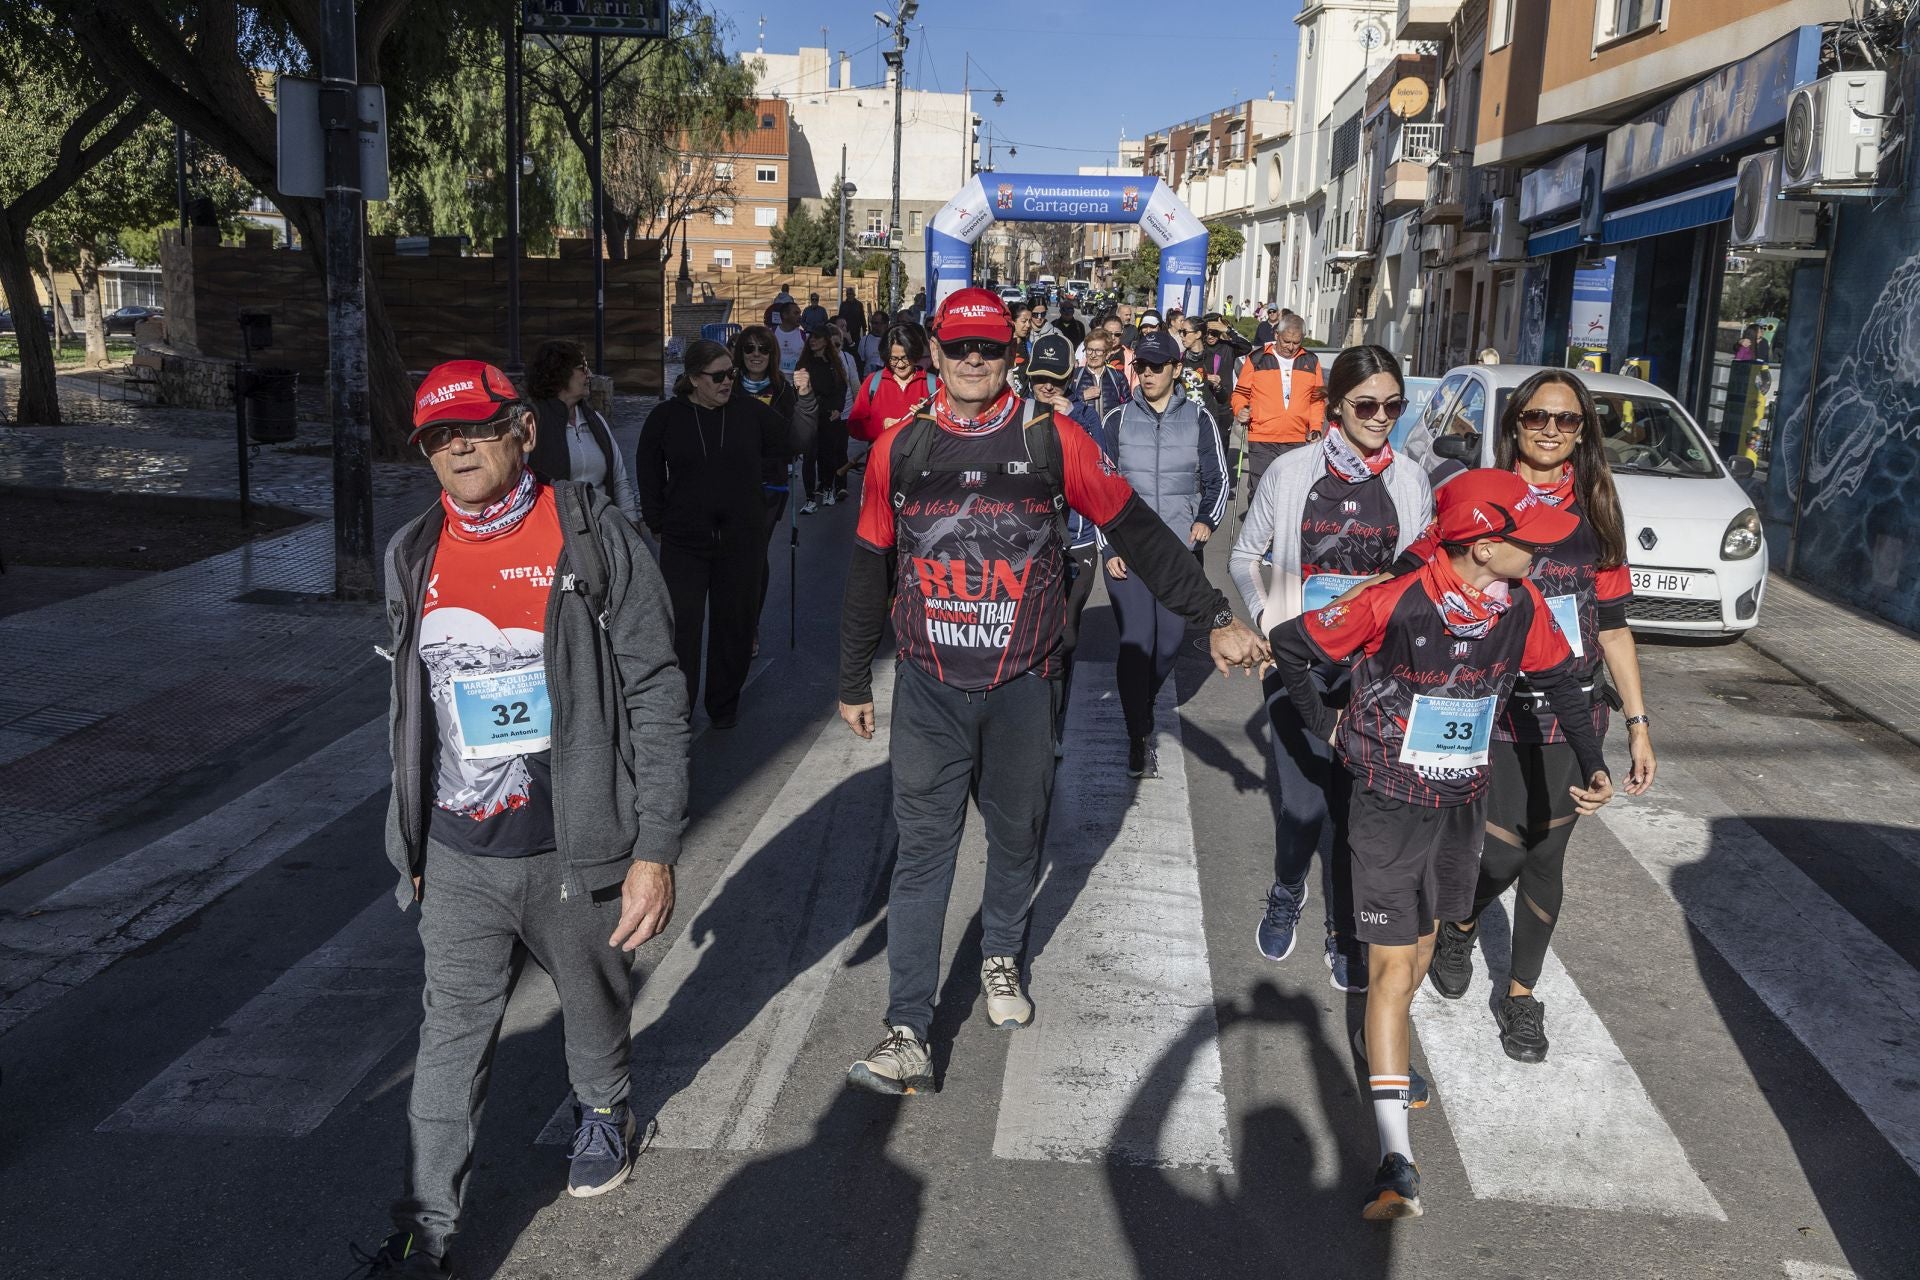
[939,338,1009,361]
[741,344,771,355]
[1343,395,1409,422]
[1518,409,1584,432]
[700,366,736,382]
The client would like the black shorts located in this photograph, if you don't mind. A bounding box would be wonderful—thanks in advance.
[1346,787,1487,946]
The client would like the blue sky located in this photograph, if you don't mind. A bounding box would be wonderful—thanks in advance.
[710,1,1302,168]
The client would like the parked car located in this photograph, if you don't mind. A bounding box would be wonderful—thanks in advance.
[1388,376,1443,451]
[0,307,53,333]
[1398,364,1767,637]
[104,305,163,334]
[997,285,1024,305]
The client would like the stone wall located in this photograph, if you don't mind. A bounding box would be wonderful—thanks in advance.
[160,228,666,395]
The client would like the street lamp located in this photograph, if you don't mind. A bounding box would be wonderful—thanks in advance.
[962,54,1006,177]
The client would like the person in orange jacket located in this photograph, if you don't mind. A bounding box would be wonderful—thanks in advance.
[1231,314,1325,506]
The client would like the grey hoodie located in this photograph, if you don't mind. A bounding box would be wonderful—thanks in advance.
[382,479,689,908]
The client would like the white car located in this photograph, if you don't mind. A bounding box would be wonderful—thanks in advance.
[1399,364,1767,637]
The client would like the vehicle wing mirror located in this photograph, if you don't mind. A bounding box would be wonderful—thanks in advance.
[1724,455,1755,480]
[1433,432,1480,462]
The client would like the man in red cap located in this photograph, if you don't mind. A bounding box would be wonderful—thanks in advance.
[1266,468,1613,1222]
[836,287,1268,1095]
[359,360,688,1276]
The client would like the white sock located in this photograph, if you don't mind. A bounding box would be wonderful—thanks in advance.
[1370,1074,1413,1162]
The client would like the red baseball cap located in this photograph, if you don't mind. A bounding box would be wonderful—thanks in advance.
[411,360,521,440]
[1432,468,1581,547]
[929,287,1014,343]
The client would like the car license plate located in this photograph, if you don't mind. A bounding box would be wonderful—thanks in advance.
[1631,569,1715,599]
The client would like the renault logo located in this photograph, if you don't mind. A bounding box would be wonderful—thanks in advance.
[1639,527,1658,551]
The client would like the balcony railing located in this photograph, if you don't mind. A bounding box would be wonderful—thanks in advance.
[1393,123,1444,166]
[1424,151,1469,223]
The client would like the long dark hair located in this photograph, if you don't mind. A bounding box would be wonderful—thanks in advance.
[673,339,730,398]
[1313,344,1403,428]
[730,324,787,393]
[1494,368,1627,568]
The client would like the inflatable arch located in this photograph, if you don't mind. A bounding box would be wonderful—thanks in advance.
[924,173,1210,317]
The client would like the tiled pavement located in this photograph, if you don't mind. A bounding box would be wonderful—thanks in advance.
[1743,573,1920,749]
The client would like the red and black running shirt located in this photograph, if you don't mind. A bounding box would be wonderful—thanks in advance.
[1298,557,1575,806]
[854,406,1134,691]
[1498,485,1634,745]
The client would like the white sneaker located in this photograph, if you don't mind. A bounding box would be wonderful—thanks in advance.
[981,956,1033,1029]
[822,489,837,507]
[847,1025,934,1095]
[800,499,818,515]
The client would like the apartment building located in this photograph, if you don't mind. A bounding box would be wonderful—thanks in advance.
[1139,99,1294,313]
[680,97,792,276]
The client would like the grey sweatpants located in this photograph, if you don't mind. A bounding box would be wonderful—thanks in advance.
[885,661,1059,1038]
[392,841,634,1255]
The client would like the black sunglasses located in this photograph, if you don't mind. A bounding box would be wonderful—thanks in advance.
[938,338,1009,360]
[1343,396,1409,422]
[1518,409,1585,432]
[740,343,772,355]
[1132,360,1171,374]
[700,366,737,382]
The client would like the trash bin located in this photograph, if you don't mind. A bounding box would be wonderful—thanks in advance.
[244,367,297,443]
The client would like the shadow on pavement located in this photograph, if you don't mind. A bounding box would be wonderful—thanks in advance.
[1106,981,1394,1278]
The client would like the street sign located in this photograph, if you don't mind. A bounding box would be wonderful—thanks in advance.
[275,76,389,201]
[522,0,668,38]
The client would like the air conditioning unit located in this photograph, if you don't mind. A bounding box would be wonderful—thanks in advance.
[1783,70,1887,192]
[1489,196,1527,263]
[1730,149,1821,254]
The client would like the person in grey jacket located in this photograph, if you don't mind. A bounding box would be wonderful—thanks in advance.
[1100,330,1228,778]
[1228,344,1432,993]
[362,360,689,1279]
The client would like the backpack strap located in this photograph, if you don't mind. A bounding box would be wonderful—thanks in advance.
[887,402,1070,545]
[556,481,612,630]
[865,370,883,399]
[888,415,939,516]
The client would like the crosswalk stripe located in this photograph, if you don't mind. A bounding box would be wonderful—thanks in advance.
[1598,760,1920,1179]
[96,895,419,1136]
[994,669,1233,1171]
[1782,1263,1859,1279]
[537,664,897,1150]
[1412,889,1725,1218]
[0,717,391,1039]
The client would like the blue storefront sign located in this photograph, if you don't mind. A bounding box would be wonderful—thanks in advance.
[1603,25,1821,194]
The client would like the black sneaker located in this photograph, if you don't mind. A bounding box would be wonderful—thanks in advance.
[1360,1152,1422,1220]
[1127,736,1148,778]
[567,1102,638,1198]
[1495,993,1550,1064]
[346,1232,454,1278]
[1427,921,1475,999]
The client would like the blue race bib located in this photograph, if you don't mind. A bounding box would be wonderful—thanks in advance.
[1545,593,1584,660]
[1399,693,1496,769]
[451,663,553,760]
[1302,572,1374,614]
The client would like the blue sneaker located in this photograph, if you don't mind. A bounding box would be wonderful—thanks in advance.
[1352,1025,1431,1109]
[1325,933,1369,993]
[1256,878,1309,962]
[567,1102,637,1198]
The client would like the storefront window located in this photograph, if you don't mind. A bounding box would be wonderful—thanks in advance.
[1703,255,1792,483]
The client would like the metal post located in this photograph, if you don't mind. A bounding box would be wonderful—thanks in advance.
[1786,224,1838,578]
[885,7,909,314]
[320,0,374,598]
[835,144,847,307]
[590,34,606,370]
[504,20,523,376]
[233,353,251,527]
[174,123,190,231]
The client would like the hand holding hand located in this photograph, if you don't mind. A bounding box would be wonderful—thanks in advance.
[1208,618,1270,677]
[609,860,675,951]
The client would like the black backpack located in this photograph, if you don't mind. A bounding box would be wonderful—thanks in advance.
[887,400,1069,545]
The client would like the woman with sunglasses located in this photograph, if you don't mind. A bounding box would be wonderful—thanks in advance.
[635,338,794,728]
[1424,369,1656,1063]
[1230,345,1434,992]
[848,324,938,445]
[796,322,849,513]
[525,339,640,524]
[731,326,819,652]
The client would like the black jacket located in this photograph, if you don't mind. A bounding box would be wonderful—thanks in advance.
[635,395,792,554]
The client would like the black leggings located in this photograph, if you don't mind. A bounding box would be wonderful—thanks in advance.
[1468,739,1582,989]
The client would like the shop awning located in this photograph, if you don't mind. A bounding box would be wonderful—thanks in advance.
[1527,220,1581,257]
[1600,177,1737,244]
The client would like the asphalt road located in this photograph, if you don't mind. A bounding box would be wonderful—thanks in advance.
[1,487,1915,1280]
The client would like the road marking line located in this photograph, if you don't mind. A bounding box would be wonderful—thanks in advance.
[537,665,896,1150]
[1598,761,1920,1179]
[994,669,1233,1170]
[96,895,419,1136]
[1412,890,1725,1218]
[0,718,390,1038]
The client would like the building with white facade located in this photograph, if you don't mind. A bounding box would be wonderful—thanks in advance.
[1138,99,1293,315]
[746,46,974,295]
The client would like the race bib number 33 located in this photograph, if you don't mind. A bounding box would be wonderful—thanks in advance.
[1399,693,1496,769]
[451,663,554,760]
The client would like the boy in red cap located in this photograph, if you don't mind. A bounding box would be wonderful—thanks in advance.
[1267,468,1614,1222]
[837,287,1267,1096]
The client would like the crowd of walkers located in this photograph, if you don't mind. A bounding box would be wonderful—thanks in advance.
[355,280,1653,1274]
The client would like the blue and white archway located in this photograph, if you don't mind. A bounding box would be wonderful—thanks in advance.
[925,173,1210,317]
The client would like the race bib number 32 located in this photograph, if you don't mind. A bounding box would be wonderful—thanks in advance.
[1399,693,1496,770]
[451,663,554,760]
